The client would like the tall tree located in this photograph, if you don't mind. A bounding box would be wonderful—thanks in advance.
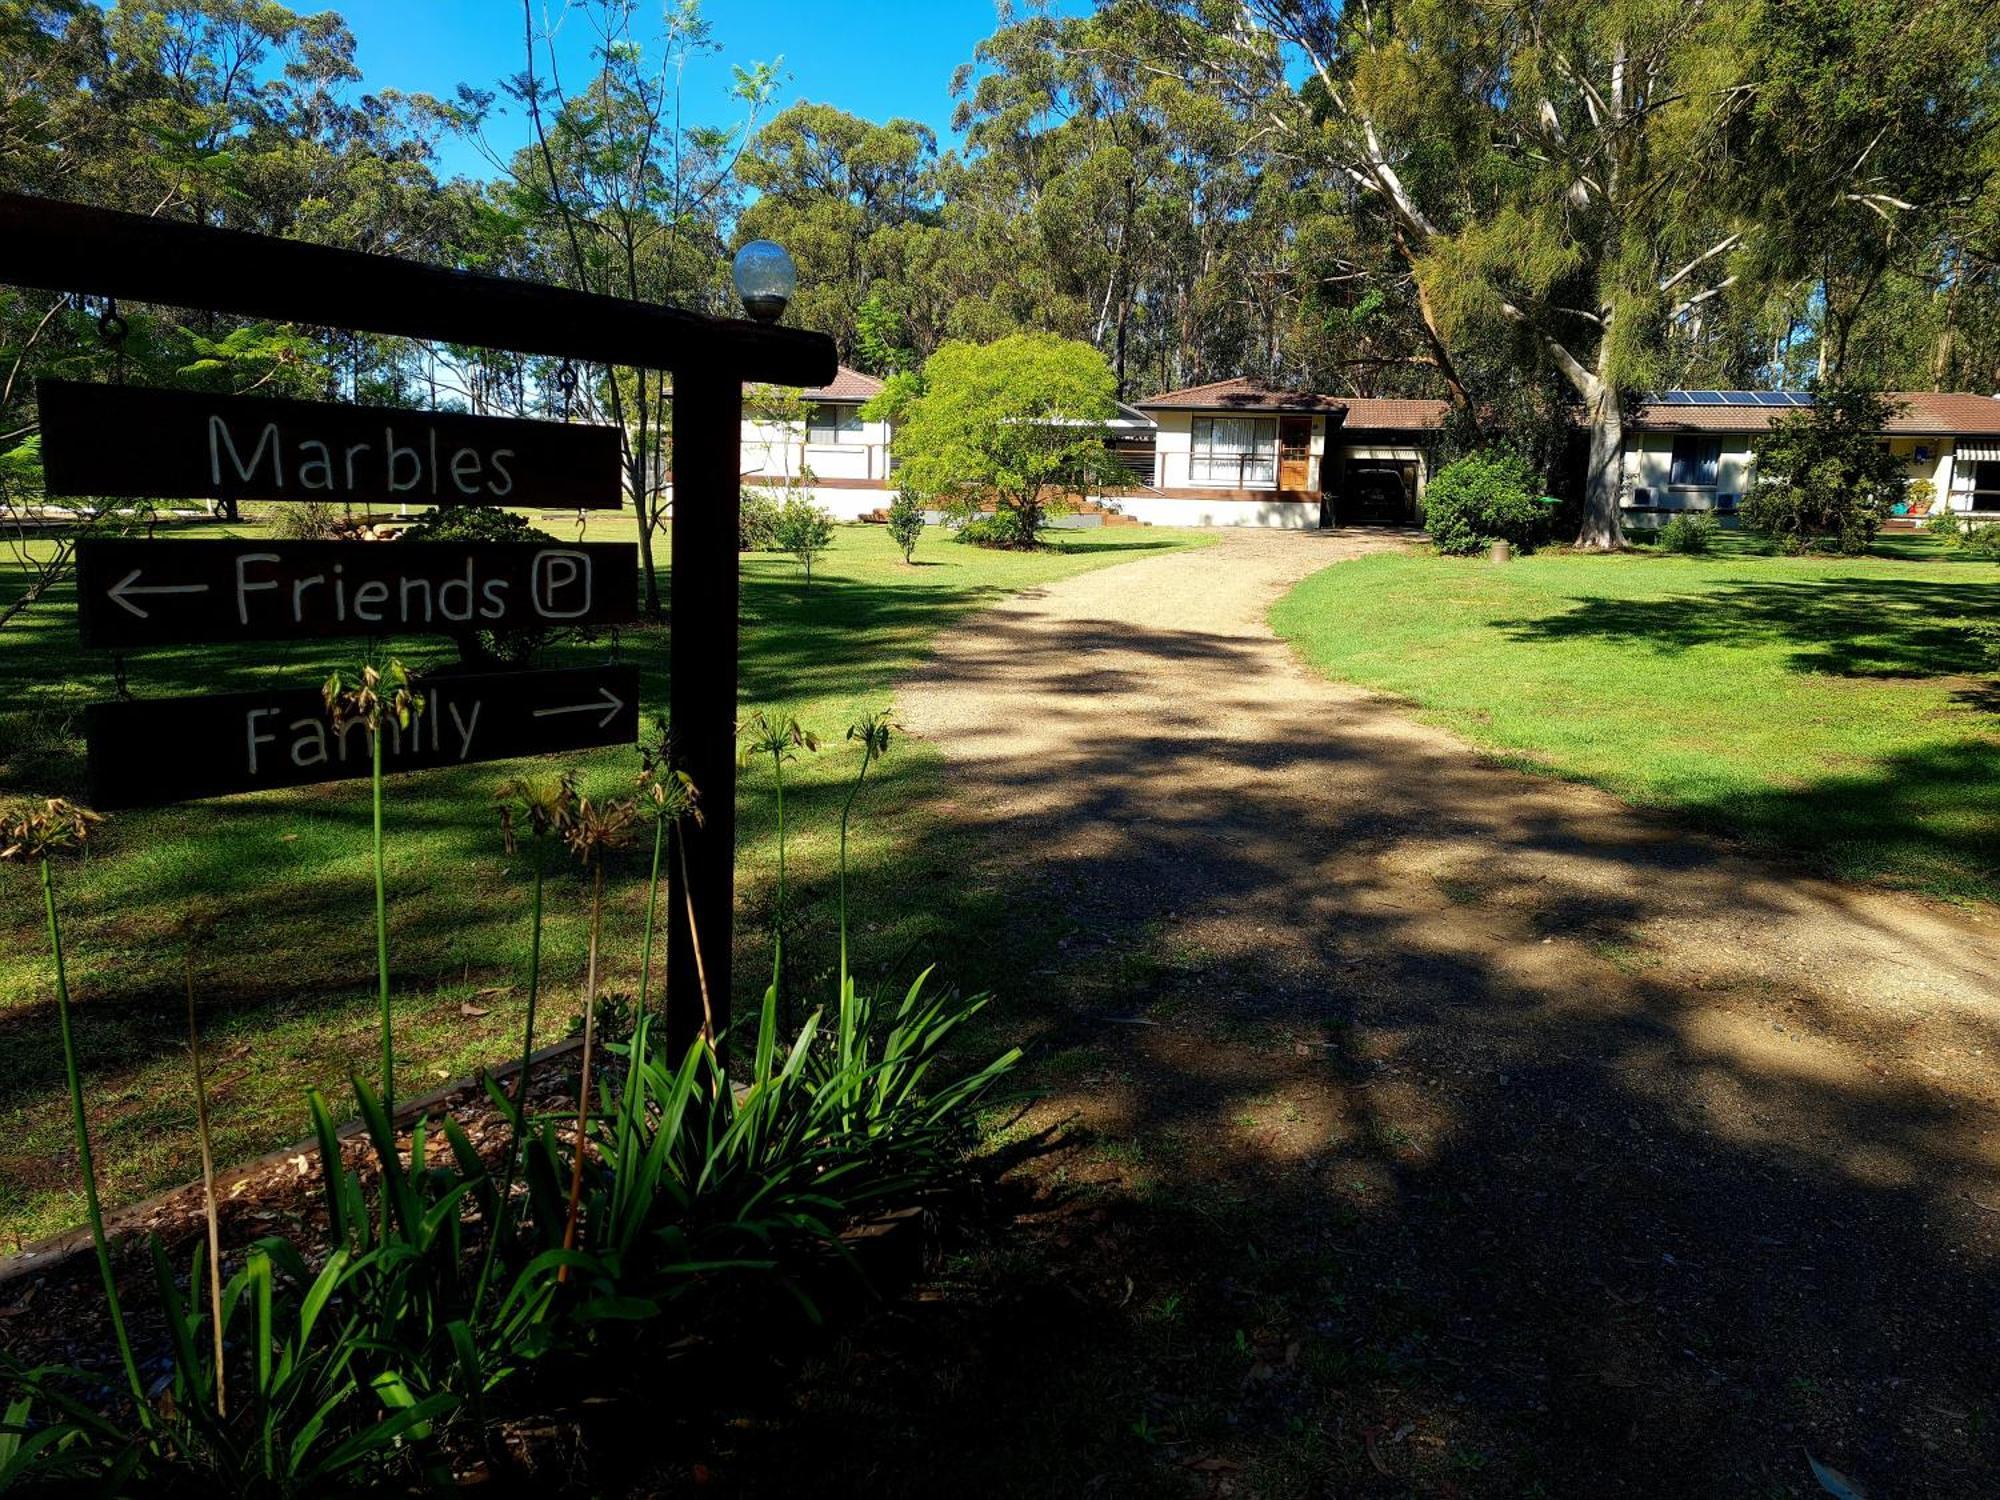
[736,102,939,368]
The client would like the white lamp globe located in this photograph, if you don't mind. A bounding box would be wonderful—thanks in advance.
[732,240,796,323]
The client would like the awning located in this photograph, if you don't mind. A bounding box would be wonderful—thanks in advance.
[1955,441,2000,462]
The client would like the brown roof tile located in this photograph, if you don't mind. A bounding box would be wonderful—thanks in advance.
[1627,392,2000,436]
[1337,397,1451,431]
[1137,376,1347,414]
[793,365,884,403]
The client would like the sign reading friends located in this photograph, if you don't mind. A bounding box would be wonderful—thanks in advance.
[37,381,621,509]
[74,538,638,648]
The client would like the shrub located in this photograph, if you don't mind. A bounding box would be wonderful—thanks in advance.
[0,711,1019,1493]
[1422,450,1548,556]
[1962,523,2000,559]
[739,487,782,550]
[1658,512,1718,554]
[886,487,925,563]
[268,499,343,540]
[399,508,566,668]
[772,495,835,586]
[1925,508,1965,542]
[1741,387,1904,554]
[401,505,552,546]
[953,510,1032,548]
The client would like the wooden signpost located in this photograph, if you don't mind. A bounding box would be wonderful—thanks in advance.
[0,188,838,1060]
[38,381,621,509]
[85,666,640,809]
[74,538,637,648]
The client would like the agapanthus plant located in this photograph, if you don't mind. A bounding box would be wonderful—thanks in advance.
[558,785,639,1267]
[0,799,145,1420]
[323,659,424,1113]
[634,718,701,1033]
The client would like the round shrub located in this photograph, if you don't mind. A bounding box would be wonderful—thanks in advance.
[1657,511,1718,554]
[1963,522,2000,559]
[1422,451,1548,556]
[400,504,557,545]
[739,487,782,550]
[399,505,564,669]
[1925,508,1965,542]
[952,509,1035,548]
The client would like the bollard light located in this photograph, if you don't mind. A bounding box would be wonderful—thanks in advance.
[732,240,796,324]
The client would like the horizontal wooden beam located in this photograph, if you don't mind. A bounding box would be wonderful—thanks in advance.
[0,193,837,388]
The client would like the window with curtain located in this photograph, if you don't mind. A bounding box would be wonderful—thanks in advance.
[1191,415,1278,486]
[1669,436,1722,489]
[806,403,864,444]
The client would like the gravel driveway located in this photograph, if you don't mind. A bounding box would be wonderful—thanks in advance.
[884,526,2000,1496]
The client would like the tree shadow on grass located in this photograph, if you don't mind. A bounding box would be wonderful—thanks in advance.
[1497,573,2000,679]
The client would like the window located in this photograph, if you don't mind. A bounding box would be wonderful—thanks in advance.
[805,403,864,444]
[1974,460,2000,511]
[1191,415,1278,486]
[1669,436,1721,489]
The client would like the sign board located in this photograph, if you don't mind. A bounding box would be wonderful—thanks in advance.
[74,539,637,649]
[86,664,640,809]
[37,381,622,509]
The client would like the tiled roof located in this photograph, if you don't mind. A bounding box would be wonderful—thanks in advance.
[795,365,885,403]
[1628,392,2000,436]
[1338,398,1451,431]
[1137,377,1347,413]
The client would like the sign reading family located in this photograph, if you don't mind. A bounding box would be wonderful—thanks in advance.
[37,381,621,509]
[86,665,641,809]
[75,539,638,648]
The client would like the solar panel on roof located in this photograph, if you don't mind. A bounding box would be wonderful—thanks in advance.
[1657,390,1695,405]
[1786,392,1816,406]
[1721,392,1760,405]
[1754,392,1791,406]
[1689,390,1724,403]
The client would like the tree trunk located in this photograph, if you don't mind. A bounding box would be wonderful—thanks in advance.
[1577,385,1626,550]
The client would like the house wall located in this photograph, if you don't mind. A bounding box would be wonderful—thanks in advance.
[1102,494,1320,529]
[741,408,893,487]
[1149,410,1325,492]
[1619,431,1963,527]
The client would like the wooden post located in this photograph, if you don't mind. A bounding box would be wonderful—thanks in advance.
[666,376,742,1063]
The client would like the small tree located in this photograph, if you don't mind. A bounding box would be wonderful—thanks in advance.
[1423,451,1549,556]
[876,333,1121,547]
[773,495,835,587]
[1743,389,1906,555]
[886,487,925,564]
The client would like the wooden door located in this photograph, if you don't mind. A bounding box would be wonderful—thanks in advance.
[1278,416,1312,491]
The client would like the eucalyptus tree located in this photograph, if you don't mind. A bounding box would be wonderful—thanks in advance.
[1737,0,2000,387]
[950,0,1289,396]
[736,102,941,369]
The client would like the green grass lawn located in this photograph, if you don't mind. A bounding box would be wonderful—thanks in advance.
[0,514,1207,1246]
[1272,533,2000,902]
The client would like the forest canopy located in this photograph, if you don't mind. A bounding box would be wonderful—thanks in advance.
[1,0,1995,560]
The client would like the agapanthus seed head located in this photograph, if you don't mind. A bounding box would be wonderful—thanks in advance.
[0,798,104,864]
[496,770,579,855]
[324,659,424,734]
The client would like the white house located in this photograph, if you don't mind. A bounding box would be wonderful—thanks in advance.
[739,364,895,520]
[1620,390,2000,528]
[1116,378,1449,529]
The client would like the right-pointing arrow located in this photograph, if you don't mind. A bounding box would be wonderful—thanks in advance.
[532,684,625,730]
[107,568,211,619]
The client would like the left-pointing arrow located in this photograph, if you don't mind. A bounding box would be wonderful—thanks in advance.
[531,684,625,730]
[107,568,211,619]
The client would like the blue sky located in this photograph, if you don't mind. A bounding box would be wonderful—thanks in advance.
[328,0,1050,181]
